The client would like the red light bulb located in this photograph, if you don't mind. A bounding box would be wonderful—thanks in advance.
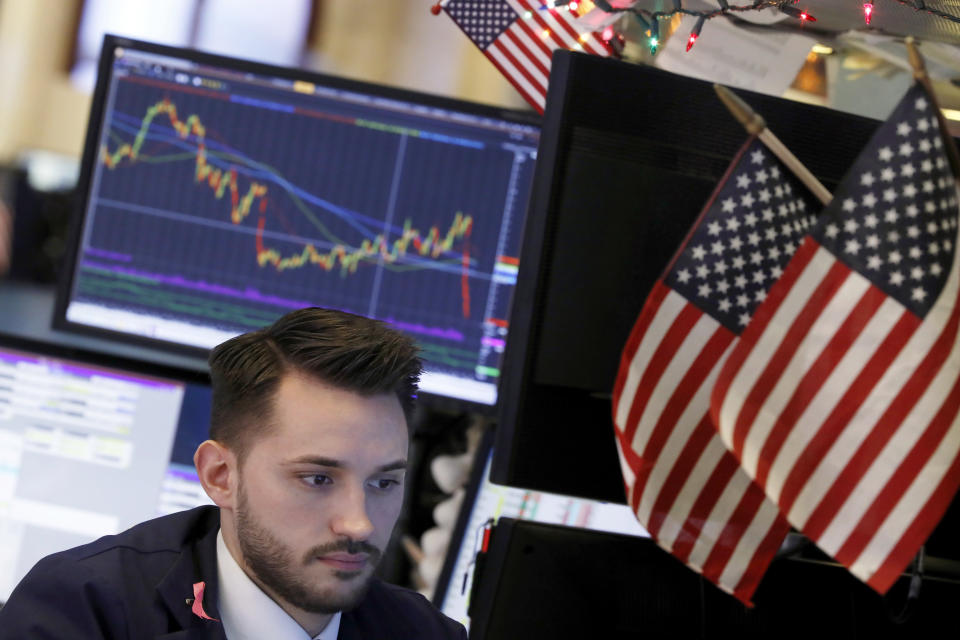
[686,33,698,51]
[601,25,615,41]
[863,2,874,24]
[568,0,579,10]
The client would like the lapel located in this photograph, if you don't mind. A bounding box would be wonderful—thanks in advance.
[154,512,226,640]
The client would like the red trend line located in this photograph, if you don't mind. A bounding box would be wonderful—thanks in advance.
[461,232,472,319]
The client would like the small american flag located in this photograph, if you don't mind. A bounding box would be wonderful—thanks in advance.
[612,136,821,603]
[442,0,611,113]
[711,83,960,593]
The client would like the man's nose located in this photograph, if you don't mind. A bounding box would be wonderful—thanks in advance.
[330,483,375,541]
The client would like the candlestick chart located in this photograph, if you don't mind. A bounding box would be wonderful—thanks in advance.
[69,70,537,401]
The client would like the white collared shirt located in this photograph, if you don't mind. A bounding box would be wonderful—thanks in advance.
[216,531,341,640]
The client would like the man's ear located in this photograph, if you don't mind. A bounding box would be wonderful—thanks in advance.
[194,440,237,510]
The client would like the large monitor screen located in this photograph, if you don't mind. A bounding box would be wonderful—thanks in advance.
[56,35,541,407]
[0,336,212,603]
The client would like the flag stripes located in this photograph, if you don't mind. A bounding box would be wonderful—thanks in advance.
[712,224,960,589]
[613,284,789,602]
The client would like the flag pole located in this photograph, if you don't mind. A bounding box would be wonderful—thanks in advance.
[904,36,960,179]
[713,84,832,206]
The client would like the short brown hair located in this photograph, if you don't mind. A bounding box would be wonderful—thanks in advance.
[208,307,421,458]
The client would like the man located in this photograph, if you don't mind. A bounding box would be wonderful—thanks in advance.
[0,308,467,639]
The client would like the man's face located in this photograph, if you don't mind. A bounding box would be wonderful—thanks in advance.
[233,374,408,614]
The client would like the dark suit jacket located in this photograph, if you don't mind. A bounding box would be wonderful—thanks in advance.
[0,506,466,640]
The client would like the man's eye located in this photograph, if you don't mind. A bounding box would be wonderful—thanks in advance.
[371,478,400,491]
[302,474,332,487]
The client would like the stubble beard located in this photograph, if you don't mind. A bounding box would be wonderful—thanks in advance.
[235,484,381,615]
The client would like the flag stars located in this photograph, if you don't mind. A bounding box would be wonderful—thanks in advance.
[718,299,732,312]
[748,231,761,246]
[897,121,913,136]
[861,172,875,187]
[932,263,944,276]
[696,264,710,279]
[741,193,756,208]
[902,163,916,178]
[919,139,932,153]
[691,245,706,260]
[714,260,729,275]
[730,236,744,251]
[844,219,860,234]
[903,184,918,198]
[911,266,925,280]
[900,142,915,157]
[845,239,862,255]
[771,265,784,279]
[726,217,741,232]
[751,149,765,164]
[890,271,905,286]
[923,180,935,193]
[826,223,840,239]
[906,204,919,217]
[754,169,769,183]
[770,166,781,179]
[921,159,934,173]
[916,115,930,131]
[881,167,896,181]
[716,279,730,293]
[912,287,927,302]
[752,270,766,284]
[698,283,712,297]
[755,290,767,303]
[735,275,748,289]
[907,225,920,238]
[909,246,922,259]
[915,95,928,110]
[862,193,878,208]
[736,293,749,307]
[866,234,880,249]
[708,221,723,236]
[744,212,758,227]
[889,250,903,264]
[720,199,736,214]
[883,188,898,202]
[751,251,764,265]
[761,208,775,222]
[739,313,750,326]
[711,240,725,255]
[865,213,879,228]
[842,198,857,212]
[765,228,777,241]
[732,256,746,270]
[885,209,899,224]
[867,255,883,270]
[888,230,901,243]
[879,147,895,162]
[676,269,691,283]
[757,189,771,203]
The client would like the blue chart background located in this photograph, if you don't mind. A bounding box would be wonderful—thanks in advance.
[77,73,534,380]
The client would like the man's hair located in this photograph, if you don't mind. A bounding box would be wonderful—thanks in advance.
[208,307,421,459]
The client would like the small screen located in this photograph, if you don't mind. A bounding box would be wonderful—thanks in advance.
[60,39,540,406]
[435,446,649,631]
[0,342,212,602]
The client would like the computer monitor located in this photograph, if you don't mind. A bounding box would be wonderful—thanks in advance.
[493,50,883,502]
[432,428,648,632]
[55,35,541,409]
[0,334,212,602]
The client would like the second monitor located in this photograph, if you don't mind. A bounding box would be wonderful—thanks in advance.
[55,35,541,409]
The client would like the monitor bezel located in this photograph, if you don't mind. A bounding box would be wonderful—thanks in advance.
[53,34,540,414]
[430,424,495,613]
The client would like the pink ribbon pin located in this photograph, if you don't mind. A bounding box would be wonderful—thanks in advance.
[191,581,219,621]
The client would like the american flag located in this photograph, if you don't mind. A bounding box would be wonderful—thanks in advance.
[612,135,821,603]
[711,83,960,593]
[442,0,611,113]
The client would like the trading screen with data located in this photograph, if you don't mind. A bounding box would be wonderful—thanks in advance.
[58,38,540,406]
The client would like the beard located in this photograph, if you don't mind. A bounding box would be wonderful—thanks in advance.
[235,484,382,615]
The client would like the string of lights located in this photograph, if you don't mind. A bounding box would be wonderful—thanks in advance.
[589,0,960,52]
